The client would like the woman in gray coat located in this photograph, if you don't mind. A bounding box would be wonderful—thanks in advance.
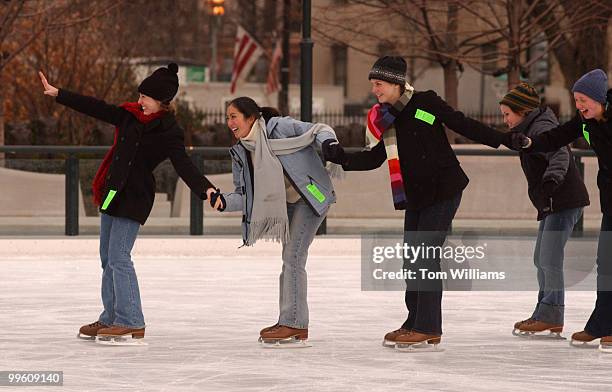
[211,96,338,346]
[500,83,589,338]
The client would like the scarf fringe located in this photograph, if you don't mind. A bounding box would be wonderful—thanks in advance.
[246,217,290,246]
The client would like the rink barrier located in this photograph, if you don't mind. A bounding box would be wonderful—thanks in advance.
[0,145,595,236]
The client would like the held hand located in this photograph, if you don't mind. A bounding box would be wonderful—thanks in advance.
[206,187,216,200]
[38,71,58,97]
[209,188,226,211]
[502,132,531,151]
[322,139,347,165]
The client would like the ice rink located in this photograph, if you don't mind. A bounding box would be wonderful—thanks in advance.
[1,236,610,392]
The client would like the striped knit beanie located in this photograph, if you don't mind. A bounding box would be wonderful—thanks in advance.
[368,56,406,86]
[499,83,540,113]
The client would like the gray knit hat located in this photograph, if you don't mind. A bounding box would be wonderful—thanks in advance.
[368,56,406,86]
[572,69,608,104]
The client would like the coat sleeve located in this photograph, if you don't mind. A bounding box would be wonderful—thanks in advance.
[425,90,505,148]
[288,118,337,147]
[530,119,570,184]
[221,158,244,212]
[167,129,215,200]
[342,139,387,171]
[55,89,125,126]
[527,113,583,153]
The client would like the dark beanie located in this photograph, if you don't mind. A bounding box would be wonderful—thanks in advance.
[500,82,540,113]
[138,63,179,103]
[572,69,608,104]
[368,56,407,86]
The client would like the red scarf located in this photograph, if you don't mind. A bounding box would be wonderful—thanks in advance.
[92,102,165,206]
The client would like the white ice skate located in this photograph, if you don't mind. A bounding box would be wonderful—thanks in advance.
[258,336,312,349]
[95,335,148,346]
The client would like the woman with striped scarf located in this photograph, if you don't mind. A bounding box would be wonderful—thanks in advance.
[323,56,507,350]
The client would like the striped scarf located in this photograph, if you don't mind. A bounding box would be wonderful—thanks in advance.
[365,83,414,209]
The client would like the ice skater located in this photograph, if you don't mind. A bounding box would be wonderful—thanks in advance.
[323,56,507,351]
[496,83,589,339]
[39,64,218,345]
[505,69,612,352]
[209,97,339,347]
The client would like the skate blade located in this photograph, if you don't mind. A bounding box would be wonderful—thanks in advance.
[382,339,396,348]
[95,335,148,346]
[258,336,311,349]
[393,341,443,353]
[77,333,96,341]
[512,329,566,340]
[598,343,612,353]
[570,339,599,349]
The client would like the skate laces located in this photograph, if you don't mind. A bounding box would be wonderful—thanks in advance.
[88,321,104,328]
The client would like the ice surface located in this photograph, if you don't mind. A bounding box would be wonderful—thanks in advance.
[0,237,610,392]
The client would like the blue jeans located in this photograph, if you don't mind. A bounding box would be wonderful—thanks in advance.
[531,207,583,325]
[98,213,145,329]
[401,193,462,335]
[278,200,327,329]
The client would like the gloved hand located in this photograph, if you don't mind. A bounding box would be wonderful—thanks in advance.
[210,188,226,211]
[502,132,531,150]
[322,139,347,165]
[541,180,558,198]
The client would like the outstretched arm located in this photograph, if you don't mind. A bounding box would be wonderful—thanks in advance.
[525,113,583,153]
[39,71,124,126]
[343,140,387,171]
[426,90,506,148]
[167,130,216,201]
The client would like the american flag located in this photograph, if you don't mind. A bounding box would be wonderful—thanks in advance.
[230,26,264,94]
[265,38,283,95]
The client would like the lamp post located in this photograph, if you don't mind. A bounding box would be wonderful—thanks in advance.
[300,0,312,122]
[209,0,225,82]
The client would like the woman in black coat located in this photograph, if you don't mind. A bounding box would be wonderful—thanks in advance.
[507,69,612,350]
[324,56,507,349]
[39,64,217,344]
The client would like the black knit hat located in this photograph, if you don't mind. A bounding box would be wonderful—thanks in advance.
[368,56,407,86]
[138,63,179,103]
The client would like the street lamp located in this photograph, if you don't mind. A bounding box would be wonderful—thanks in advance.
[208,0,225,81]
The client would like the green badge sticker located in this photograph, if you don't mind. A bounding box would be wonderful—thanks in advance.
[582,123,590,145]
[306,183,326,203]
[101,190,117,210]
[415,109,436,125]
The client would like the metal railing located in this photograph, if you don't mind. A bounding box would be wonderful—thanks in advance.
[0,145,596,236]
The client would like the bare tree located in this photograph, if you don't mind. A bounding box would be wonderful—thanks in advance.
[0,0,123,154]
[314,0,602,105]
[531,0,611,107]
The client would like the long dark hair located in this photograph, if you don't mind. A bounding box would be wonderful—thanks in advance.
[228,97,280,123]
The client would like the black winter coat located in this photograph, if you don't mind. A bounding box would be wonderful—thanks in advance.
[529,105,612,215]
[513,107,589,220]
[56,89,214,224]
[343,90,505,211]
